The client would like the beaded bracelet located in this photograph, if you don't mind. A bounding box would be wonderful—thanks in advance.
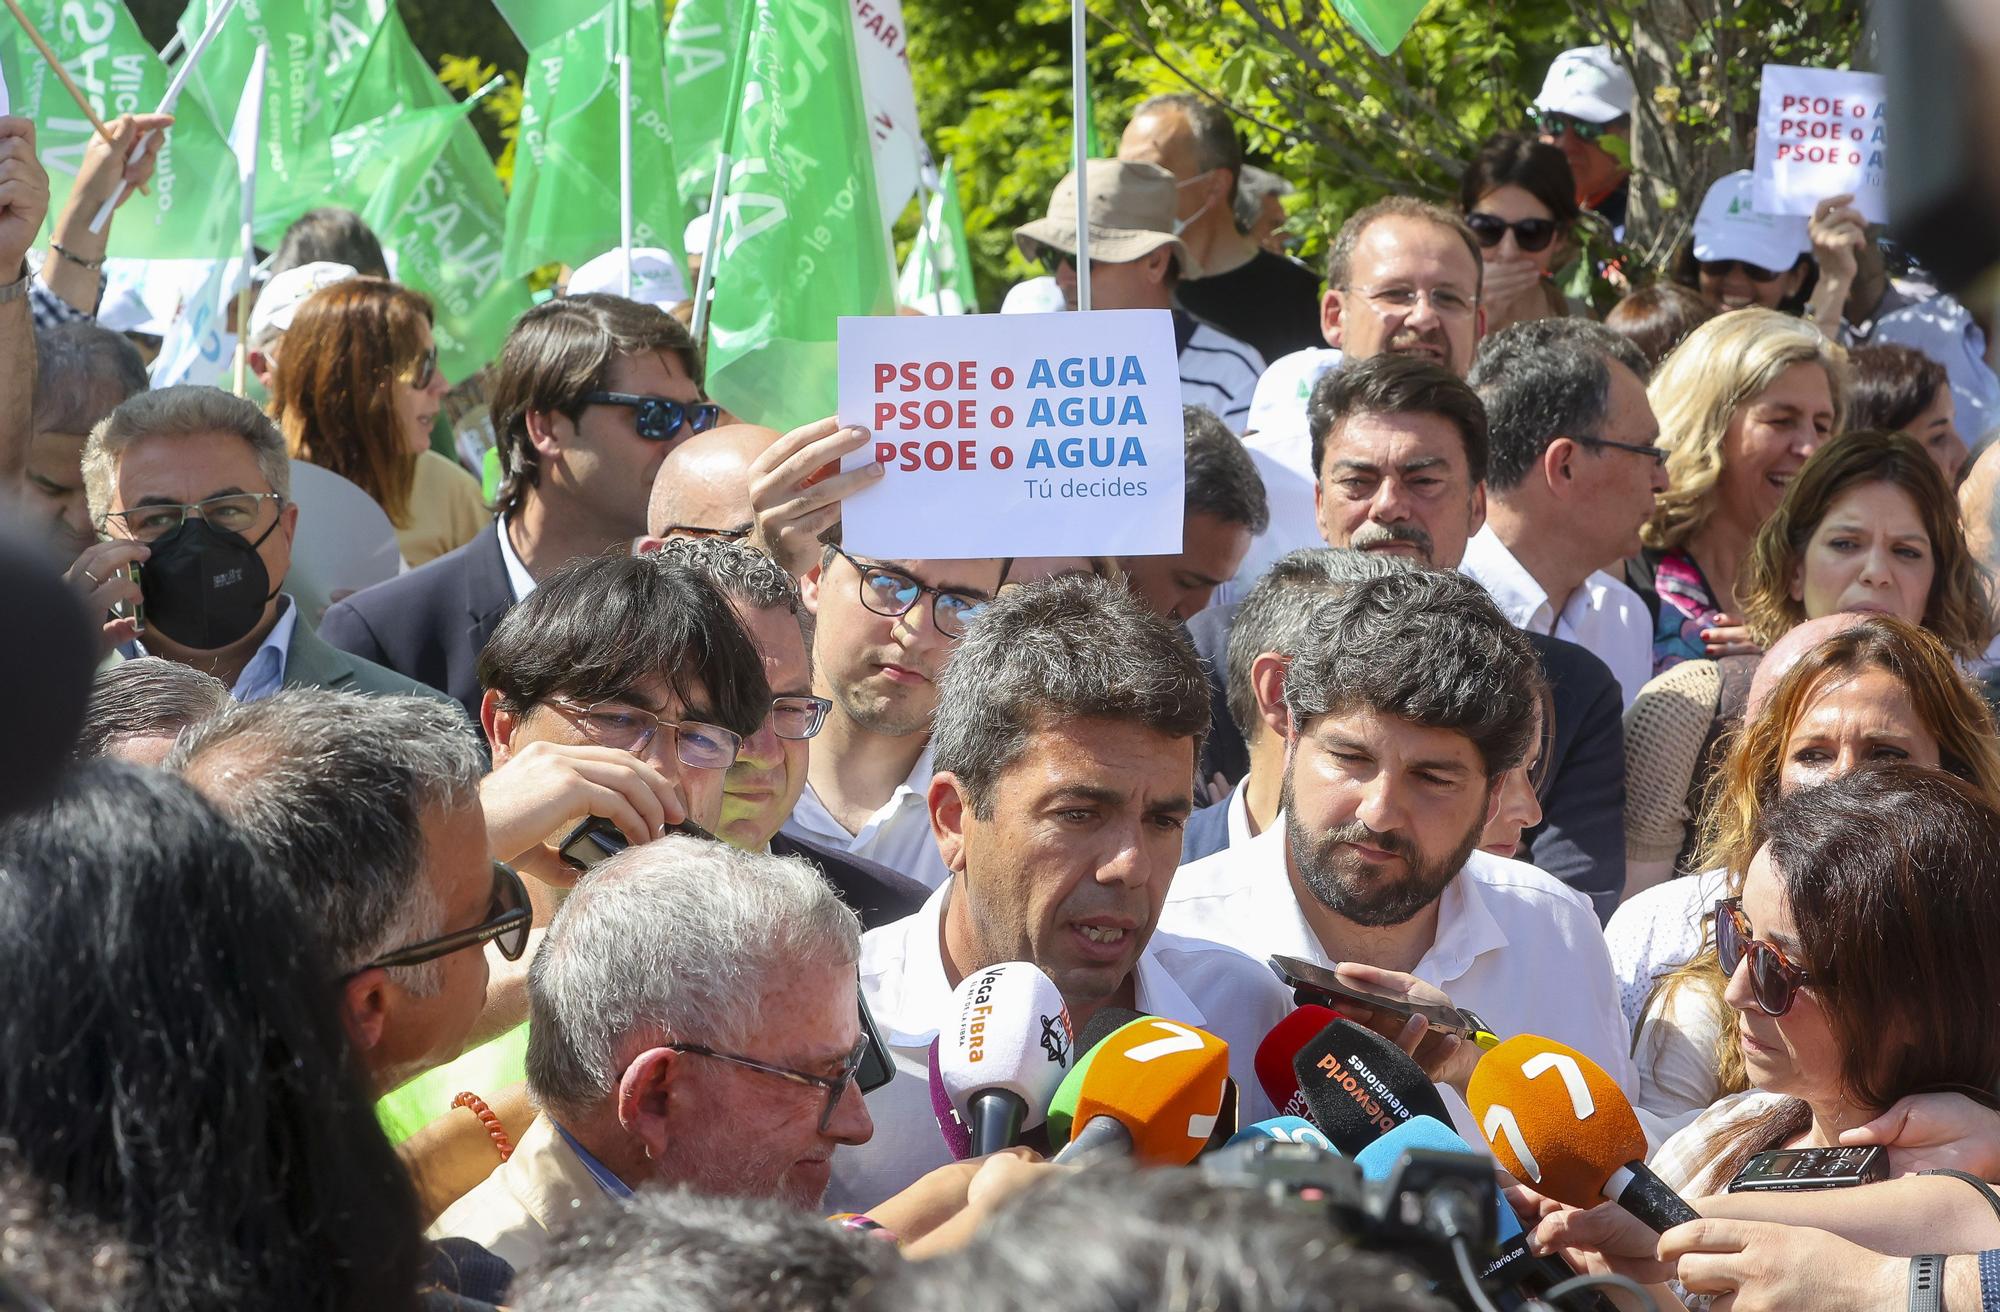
[451,1091,515,1162]
[50,243,104,271]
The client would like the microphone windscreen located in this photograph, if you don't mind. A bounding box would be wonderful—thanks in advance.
[1352,1116,1523,1244]
[1075,1005,1147,1058]
[1467,1034,1646,1210]
[0,529,93,817]
[938,962,1074,1134]
[1225,1115,1336,1153]
[1069,1017,1231,1166]
[927,1038,971,1159]
[1291,1019,1450,1155]
[1046,1014,1152,1145]
[1254,1005,1341,1124]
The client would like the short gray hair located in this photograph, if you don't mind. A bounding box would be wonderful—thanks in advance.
[1468,318,1652,491]
[73,658,231,761]
[1225,550,1412,742]
[646,536,801,616]
[526,837,862,1120]
[931,574,1209,818]
[33,322,148,437]
[82,386,291,524]
[1185,406,1269,534]
[1130,92,1244,199]
[165,690,483,991]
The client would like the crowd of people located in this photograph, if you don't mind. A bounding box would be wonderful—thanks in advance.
[9,28,2000,1312]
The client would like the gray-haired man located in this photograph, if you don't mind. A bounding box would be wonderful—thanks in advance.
[827,575,1290,1212]
[429,837,875,1272]
[170,689,512,1094]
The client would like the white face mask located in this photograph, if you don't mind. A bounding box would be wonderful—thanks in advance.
[1173,170,1217,236]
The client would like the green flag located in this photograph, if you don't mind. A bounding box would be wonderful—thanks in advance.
[329,101,479,238]
[704,0,896,427]
[175,0,336,245]
[0,0,239,258]
[488,0,603,54]
[896,159,977,314]
[503,0,678,278]
[317,0,531,385]
[662,0,738,226]
[1332,0,1431,56]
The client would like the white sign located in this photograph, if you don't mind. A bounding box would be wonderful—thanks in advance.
[1753,64,1889,224]
[837,309,1186,560]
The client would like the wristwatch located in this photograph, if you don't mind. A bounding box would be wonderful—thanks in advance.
[1910,1253,1946,1312]
[0,260,28,304]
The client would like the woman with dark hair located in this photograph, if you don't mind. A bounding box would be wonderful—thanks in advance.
[1457,132,1581,335]
[0,761,429,1312]
[1603,283,1716,370]
[1846,343,1966,482]
[270,277,487,567]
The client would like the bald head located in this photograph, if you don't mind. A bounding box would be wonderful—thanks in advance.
[1748,612,1874,716]
[646,424,780,538]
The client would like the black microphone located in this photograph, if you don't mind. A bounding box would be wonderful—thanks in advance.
[1290,1018,1450,1154]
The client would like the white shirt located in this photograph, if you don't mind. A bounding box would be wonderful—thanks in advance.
[495,514,536,603]
[826,881,1291,1211]
[1222,783,1257,850]
[781,743,953,889]
[1178,320,1266,431]
[1216,348,1343,606]
[1605,867,1730,1122]
[1459,526,1652,708]
[1604,867,1726,1031]
[1160,822,1637,1093]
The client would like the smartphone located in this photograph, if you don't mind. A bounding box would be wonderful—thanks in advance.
[855,989,894,1094]
[556,813,714,872]
[1268,953,1484,1042]
[110,561,144,632]
[1725,1145,1887,1193]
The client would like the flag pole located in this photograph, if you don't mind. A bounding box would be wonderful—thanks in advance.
[616,0,634,296]
[688,0,757,347]
[88,0,239,234]
[1070,0,1090,311]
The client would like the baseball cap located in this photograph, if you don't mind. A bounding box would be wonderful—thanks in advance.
[248,261,359,345]
[1014,159,1199,278]
[1692,171,1810,273]
[1534,46,1634,124]
[568,247,689,308]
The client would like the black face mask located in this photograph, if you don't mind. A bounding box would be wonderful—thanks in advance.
[140,515,282,651]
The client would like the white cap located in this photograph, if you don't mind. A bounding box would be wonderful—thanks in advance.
[683,212,712,261]
[567,247,689,308]
[248,261,359,344]
[1692,171,1810,273]
[1000,275,1069,315]
[1534,46,1634,124]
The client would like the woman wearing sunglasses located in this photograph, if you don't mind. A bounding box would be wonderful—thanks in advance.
[1457,133,1581,337]
[1610,614,2000,1121]
[1676,171,1815,316]
[271,277,487,567]
[1641,762,2000,1201]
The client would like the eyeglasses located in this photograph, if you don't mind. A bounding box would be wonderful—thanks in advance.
[547,696,743,770]
[1465,212,1559,253]
[403,343,440,390]
[1698,258,1786,283]
[665,1036,873,1132]
[1576,434,1667,468]
[102,492,284,542]
[348,862,533,978]
[1715,896,1813,1017]
[830,545,988,638]
[769,694,833,741]
[1531,111,1615,142]
[1343,283,1478,319]
[584,391,724,444]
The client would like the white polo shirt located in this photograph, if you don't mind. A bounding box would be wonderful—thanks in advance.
[825,881,1292,1212]
[1459,526,1652,708]
[780,743,953,889]
[1159,822,1637,1094]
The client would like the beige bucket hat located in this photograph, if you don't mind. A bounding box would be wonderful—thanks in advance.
[1014,158,1200,279]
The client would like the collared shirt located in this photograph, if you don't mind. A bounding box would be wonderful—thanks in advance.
[781,743,953,889]
[1460,526,1652,709]
[133,594,299,703]
[495,514,537,603]
[551,1120,633,1200]
[1222,782,1257,849]
[1160,822,1637,1094]
[825,880,1292,1212]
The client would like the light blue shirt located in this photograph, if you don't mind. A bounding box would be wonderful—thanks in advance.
[229,597,300,703]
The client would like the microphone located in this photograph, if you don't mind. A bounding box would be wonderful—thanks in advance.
[1468,1035,1700,1233]
[937,962,1075,1156]
[1225,1115,1336,1153]
[1053,1017,1231,1165]
[1044,1007,1149,1145]
[1290,1018,1450,1154]
[1254,1004,1342,1122]
[926,1038,972,1160]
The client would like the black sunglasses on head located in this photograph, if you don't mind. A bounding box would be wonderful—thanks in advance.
[345,862,532,979]
[584,391,723,443]
[1466,211,1559,253]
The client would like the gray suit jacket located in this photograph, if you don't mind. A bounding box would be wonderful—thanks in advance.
[285,611,467,716]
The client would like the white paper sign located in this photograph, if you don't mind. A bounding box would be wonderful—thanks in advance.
[837,309,1186,560]
[1753,64,1889,224]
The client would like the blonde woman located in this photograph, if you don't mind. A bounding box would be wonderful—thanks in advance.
[1628,309,1848,672]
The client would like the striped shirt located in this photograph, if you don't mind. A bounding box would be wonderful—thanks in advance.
[1174,309,1266,431]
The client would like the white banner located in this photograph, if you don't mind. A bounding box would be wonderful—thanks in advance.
[1752,64,1889,224]
[851,0,921,230]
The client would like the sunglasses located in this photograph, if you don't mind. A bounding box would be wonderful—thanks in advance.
[403,343,440,391]
[584,391,724,443]
[348,862,533,978]
[1022,239,1100,273]
[1531,111,1613,142]
[1714,896,1812,1017]
[1698,258,1787,283]
[1466,212,1559,253]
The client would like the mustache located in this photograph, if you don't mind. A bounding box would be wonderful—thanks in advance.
[1320,820,1416,860]
[1347,521,1434,556]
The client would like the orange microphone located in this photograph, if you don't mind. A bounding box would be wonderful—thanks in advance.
[1052,1017,1231,1165]
[1468,1035,1698,1233]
